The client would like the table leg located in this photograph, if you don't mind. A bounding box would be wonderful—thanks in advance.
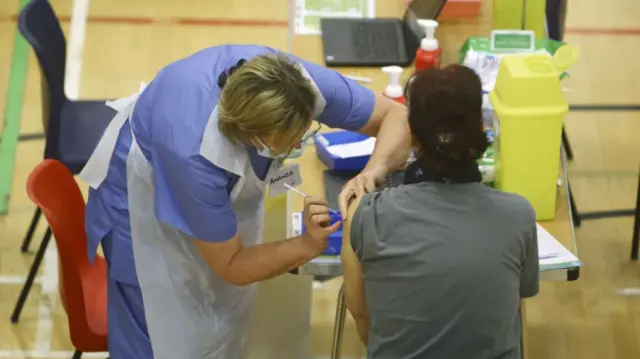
[330,285,347,359]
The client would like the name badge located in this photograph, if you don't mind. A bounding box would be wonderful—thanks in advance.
[268,164,302,197]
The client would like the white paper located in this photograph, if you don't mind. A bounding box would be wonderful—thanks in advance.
[536,223,580,267]
[326,137,376,158]
[268,164,302,197]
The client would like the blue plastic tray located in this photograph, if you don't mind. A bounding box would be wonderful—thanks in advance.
[314,131,371,172]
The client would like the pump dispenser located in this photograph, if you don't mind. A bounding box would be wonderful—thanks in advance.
[415,19,442,70]
[382,66,405,104]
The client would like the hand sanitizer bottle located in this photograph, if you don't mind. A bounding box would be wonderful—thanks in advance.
[415,19,442,71]
[382,66,406,104]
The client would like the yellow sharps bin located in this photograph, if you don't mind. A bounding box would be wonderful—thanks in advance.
[489,46,578,220]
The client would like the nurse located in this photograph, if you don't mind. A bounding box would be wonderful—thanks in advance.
[79,44,410,359]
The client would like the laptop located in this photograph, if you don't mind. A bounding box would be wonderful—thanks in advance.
[320,0,447,67]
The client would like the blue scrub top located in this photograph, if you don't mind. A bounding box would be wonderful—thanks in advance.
[85,44,376,286]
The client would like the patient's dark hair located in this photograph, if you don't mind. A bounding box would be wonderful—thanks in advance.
[405,64,489,178]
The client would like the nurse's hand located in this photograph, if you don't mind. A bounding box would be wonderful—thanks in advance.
[338,165,388,219]
[303,197,342,255]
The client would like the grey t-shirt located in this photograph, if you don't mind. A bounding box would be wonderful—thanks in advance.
[351,182,539,359]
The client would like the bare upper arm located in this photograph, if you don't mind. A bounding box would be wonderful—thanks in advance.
[341,196,368,317]
[357,94,406,137]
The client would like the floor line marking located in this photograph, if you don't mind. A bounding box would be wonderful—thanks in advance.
[175,18,288,27]
[0,351,108,358]
[64,0,89,100]
[0,276,43,285]
[0,0,30,215]
[4,15,640,35]
[287,0,294,52]
[1,15,288,27]
[287,0,296,53]
[566,27,640,36]
[617,288,640,296]
[34,244,58,352]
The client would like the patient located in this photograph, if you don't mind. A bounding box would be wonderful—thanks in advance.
[341,64,539,359]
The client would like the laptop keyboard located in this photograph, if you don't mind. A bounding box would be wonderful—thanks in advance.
[351,22,402,61]
[323,170,406,211]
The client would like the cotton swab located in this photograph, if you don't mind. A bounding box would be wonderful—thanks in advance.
[284,183,342,217]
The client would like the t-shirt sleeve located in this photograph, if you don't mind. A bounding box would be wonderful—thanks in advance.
[520,221,540,298]
[299,59,376,131]
[350,192,383,262]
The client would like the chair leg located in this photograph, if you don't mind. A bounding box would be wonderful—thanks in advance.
[11,227,52,323]
[330,285,347,359]
[21,208,42,253]
[631,175,640,260]
[562,126,574,161]
[71,349,83,359]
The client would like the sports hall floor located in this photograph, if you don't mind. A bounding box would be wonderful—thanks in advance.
[0,0,639,358]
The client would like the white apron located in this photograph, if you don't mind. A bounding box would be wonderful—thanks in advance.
[80,84,277,359]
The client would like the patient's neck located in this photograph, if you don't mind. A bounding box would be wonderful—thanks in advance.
[406,161,482,185]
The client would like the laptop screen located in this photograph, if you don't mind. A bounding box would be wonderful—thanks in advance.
[403,0,447,41]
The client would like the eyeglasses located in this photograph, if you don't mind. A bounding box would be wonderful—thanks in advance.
[281,122,322,158]
[255,122,322,159]
[301,122,322,144]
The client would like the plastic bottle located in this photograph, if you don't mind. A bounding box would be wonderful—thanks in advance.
[382,66,406,104]
[415,19,442,71]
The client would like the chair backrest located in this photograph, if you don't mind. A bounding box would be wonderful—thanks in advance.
[26,160,94,335]
[18,0,68,159]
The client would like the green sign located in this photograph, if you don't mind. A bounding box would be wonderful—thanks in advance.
[490,30,536,52]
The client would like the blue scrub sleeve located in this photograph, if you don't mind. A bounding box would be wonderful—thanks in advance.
[146,64,238,243]
[153,148,238,243]
[299,59,376,131]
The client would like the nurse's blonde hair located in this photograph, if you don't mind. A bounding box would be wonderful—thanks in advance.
[218,54,317,152]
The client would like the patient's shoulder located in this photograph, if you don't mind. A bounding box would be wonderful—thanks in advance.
[357,190,383,208]
[484,187,536,219]
[350,188,406,236]
[351,189,390,220]
[348,191,389,258]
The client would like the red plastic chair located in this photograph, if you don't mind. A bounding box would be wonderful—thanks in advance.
[12,160,108,358]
